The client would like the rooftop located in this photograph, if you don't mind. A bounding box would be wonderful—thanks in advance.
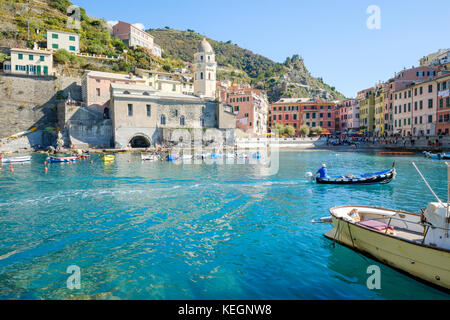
[111,83,202,102]
[85,70,145,82]
[10,47,53,55]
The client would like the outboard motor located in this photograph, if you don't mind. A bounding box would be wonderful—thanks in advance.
[305,172,315,182]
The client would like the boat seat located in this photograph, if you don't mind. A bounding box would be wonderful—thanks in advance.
[356,220,394,233]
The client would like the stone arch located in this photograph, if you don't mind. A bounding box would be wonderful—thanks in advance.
[129,134,151,148]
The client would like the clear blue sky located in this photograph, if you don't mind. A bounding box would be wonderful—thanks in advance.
[73,0,450,98]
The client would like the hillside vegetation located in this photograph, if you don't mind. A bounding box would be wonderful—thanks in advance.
[0,0,345,102]
[148,28,345,102]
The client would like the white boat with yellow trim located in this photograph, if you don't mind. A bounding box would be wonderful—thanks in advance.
[324,163,450,292]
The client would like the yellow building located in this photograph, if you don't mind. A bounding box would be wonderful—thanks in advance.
[135,68,194,96]
[357,87,375,134]
[374,85,385,136]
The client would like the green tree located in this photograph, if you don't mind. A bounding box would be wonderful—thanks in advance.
[271,123,284,135]
[284,125,296,137]
[299,124,310,137]
[311,126,323,135]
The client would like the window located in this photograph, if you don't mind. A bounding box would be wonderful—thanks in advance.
[420,87,423,94]
[69,35,76,41]
[428,84,433,93]
[52,33,58,39]
[18,53,23,60]
[420,101,423,109]
[200,72,203,80]
[285,114,289,120]
[52,44,59,49]
[172,84,176,92]
[428,99,433,108]
[146,105,151,117]
[161,114,166,125]
[69,46,76,51]
[428,115,433,123]
[29,55,33,61]
[180,116,185,126]
[96,88,100,96]
[293,114,297,120]
[40,56,44,61]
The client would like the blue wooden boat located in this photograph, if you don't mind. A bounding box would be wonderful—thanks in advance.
[48,156,77,163]
[316,162,396,185]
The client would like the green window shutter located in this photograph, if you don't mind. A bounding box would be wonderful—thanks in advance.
[15,65,18,70]
[52,33,58,39]
[69,46,75,51]
[52,44,58,49]
[69,36,75,41]
[40,56,44,61]
[43,66,48,75]
[18,53,23,60]
[29,55,33,60]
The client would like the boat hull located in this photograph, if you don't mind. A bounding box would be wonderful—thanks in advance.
[316,169,395,185]
[1,156,31,163]
[48,156,77,163]
[325,216,450,291]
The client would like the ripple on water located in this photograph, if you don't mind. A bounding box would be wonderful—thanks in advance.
[0,151,448,299]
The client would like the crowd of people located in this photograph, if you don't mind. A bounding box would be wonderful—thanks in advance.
[324,134,445,149]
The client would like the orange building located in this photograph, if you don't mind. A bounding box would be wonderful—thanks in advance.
[270,98,338,133]
[436,74,450,135]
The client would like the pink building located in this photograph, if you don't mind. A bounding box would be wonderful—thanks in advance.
[112,21,155,52]
[393,78,438,136]
[225,86,269,136]
[82,70,145,113]
[339,99,359,132]
[384,66,440,135]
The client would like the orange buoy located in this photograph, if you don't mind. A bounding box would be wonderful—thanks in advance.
[21,163,24,166]
[10,167,14,173]
[44,166,48,173]
[44,161,47,165]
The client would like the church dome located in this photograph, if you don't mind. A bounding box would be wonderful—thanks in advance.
[198,38,213,53]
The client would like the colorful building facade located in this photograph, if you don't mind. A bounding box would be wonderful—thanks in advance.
[358,88,375,134]
[436,74,450,135]
[270,98,337,133]
[393,79,438,136]
[374,84,385,136]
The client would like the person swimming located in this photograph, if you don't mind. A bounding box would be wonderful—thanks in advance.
[316,163,329,179]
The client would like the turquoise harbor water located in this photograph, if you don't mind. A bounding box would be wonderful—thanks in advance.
[0,151,449,300]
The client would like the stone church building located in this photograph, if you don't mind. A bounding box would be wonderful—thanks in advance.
[110,39,236,148]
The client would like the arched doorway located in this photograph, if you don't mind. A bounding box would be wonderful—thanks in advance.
[129,135,151,148]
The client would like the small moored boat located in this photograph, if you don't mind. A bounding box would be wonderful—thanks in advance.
[102,155,115,162]
[48,156,77,163]
[324,162,450,291]
[315,162,396,185]
[1,156,31,163]
[141,153,160,161]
